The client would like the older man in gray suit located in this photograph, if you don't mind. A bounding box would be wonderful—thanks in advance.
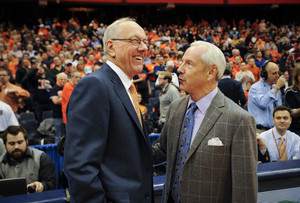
[153,41,258,203]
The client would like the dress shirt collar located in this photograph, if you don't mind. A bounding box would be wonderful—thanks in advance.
[188,87,218,114]
[273,127,288,140]
[221,76,231,79]
[107,60,133,90]
[260,78,274,88]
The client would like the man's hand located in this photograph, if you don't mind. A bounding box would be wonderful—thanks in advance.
[256,133,267,151]
[276,75,286,89]
[27,181,44,193]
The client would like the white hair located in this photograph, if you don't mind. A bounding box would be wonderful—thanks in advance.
[103,17,136,54]
[190,41,226,81]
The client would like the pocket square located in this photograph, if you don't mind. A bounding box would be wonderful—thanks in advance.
[208,137,224,146]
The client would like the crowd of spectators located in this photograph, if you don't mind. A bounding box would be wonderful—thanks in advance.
[0,16,300,135]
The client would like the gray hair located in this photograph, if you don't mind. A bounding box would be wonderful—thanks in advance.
[57,72,67,80]
[190,41,226,81]
[71,70,80,77]
[103,17,136,54]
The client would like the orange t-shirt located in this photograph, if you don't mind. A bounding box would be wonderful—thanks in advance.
[268,49,279,58]
[8,61,16,75]
[52,45,62,54]
[246,65,260,82]
[61,81,75,124]
[231,65,241,79]
[228,56,243,63]
[146,62,158,82]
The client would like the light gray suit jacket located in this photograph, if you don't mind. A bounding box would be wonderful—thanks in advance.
[153,90,258,203]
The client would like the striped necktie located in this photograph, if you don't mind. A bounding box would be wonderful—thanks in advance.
[129,83,143,128]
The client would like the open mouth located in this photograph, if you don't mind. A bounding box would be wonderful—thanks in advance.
[134,56,143,61]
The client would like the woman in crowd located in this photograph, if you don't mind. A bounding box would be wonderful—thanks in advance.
[285,64,300,136]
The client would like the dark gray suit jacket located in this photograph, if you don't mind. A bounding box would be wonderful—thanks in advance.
[64,63,153,203]
[153,89,258,203]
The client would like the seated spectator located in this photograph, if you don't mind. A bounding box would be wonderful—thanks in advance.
[0,126,56,192]
[257,106,300,162]
[49,56,65,82]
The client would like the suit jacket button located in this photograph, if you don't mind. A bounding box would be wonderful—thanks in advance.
[145,195,150,200]
[145,166,151,173]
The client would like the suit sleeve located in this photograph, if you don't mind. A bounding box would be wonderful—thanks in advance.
[64,76,110,202]
[231,112,258,202]
[237,82,247,106]
[257,145,270,163]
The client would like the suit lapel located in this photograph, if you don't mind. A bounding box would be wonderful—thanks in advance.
[186,90,225,161]
[103,64,146,138]
[171,97,190,164]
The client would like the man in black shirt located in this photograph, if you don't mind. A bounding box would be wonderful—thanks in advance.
[50,72,67,143]
[21,64,55,125]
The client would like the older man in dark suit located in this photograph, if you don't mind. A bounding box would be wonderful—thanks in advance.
[153,41,258,203]
[218,63,246,107]
[64,17,153,202]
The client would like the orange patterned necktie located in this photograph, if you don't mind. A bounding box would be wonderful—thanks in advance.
[129,83,143,128]
[279,137,287,161]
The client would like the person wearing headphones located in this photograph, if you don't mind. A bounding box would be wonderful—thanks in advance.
[248,60,286,133]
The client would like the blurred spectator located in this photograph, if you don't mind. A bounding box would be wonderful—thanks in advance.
[235,61,255,90]
[61,71,81,126]
[50,72,68,143]
[0,68,30,116]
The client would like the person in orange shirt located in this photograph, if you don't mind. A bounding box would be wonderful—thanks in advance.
[3,35,15,52]
[52,40,62,54]
[219,18,227,29]
[146,55,158,91]
[37,24,48,40]
[228,49,243,63]
[76,61,85,76]
[268,42,279,59]
[246,56,260,82]
[94,45,102,61]
[256,38,266,49]
[61,71,81,125]
[232,56,241,79]
[85,54,96,67]
[0,69,30,114]
[6,53,17,77]
[244,81,254,105]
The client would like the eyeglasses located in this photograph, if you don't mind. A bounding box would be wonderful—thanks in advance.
[0,74,8,77]
[111,38,147,46]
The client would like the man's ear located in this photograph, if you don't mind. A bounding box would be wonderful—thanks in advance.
[207,65,218,80]
[106,40,116,58]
